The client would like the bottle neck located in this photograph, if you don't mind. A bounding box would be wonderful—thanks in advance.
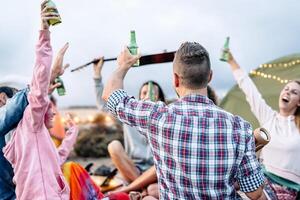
[130,32,137,45]
[224,38,229,49]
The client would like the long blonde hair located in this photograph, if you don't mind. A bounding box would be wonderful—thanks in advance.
[292,80,300,132]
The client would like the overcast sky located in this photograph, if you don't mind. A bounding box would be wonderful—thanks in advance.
[1,0,300,107]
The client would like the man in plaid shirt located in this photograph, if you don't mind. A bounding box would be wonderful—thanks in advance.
[103,42,266,199]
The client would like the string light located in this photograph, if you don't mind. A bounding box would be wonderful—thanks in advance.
[258,60,299,69]
[249,59,299,84]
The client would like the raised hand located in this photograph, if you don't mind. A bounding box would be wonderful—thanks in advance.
[40,0,60,30]
[64,113,76,131]
[93,56,104,79]
[48,82,61,94]
[50,43,70,83]
[225,49,240,71]
[117,46,140,71]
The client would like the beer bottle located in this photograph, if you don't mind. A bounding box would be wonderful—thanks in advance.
[128,30,140,67]
[46,0,62,26]
[148,81,155,101]
[54,76,66,96]
[220,37,230,62]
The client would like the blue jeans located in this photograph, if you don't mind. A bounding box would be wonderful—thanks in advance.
[0,89,28,200]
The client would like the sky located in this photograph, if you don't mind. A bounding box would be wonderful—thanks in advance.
[1,0,300,108]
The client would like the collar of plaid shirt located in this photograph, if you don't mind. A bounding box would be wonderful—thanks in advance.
[180,93,213,103]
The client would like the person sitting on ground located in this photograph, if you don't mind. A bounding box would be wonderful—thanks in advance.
[226,50,300,200]
[92,58,165,184]
[102,42,266,199]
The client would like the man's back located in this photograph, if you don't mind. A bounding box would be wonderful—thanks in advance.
[147,94,261,199]
[107,91,264,199]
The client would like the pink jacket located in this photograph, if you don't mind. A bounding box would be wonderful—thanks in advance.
[3,30,78,200]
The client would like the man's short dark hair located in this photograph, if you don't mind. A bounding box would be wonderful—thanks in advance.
[0,86,16,98]
[174,42,211,89]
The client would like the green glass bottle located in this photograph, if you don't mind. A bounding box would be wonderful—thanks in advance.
[46,0,62,26]
[220,37,230,62]
[55,76,66,96]
[148,81,155,101]
[128,30,140,67]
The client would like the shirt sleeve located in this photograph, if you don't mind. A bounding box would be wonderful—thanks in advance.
[107,89,165,133]
[0,89,28,137]
[94,77,108,111]
[236,121,265,193]
[57,126,79,166]
[233,69,276,125]
[25,30,53,131]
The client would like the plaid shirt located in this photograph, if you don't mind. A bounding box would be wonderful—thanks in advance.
[107,89,264,199]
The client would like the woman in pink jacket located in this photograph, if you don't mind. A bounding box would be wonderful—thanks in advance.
[3,2,78,200]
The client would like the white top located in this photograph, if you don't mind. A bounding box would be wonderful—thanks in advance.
[233,69,300,184]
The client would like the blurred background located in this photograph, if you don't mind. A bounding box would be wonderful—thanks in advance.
[1,0,300,159]
[1,0,300,108]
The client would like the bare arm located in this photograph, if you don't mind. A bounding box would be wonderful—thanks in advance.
[102,47,139,101]
[117,166,157,193]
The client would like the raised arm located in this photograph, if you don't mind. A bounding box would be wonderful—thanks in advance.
[102,47,139,101]
[48,43,69,94]
[25,3,60,130]
[0,89,28,137]
[102,47,159,132]
[227,51,276,125]
[93,57,107,111]
[57,116,78,166]
[106,89,165,134]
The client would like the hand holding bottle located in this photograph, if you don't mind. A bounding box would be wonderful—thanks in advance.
[220,37,230,62]
[40,0,60,30]
[117,46,140,71]
[128,30,140,67]
[48,82,61,95]
[224,50,240,71]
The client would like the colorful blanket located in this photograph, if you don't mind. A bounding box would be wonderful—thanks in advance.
[63,162,104,200]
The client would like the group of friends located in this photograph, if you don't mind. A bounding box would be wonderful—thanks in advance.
[1,2,300,200]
